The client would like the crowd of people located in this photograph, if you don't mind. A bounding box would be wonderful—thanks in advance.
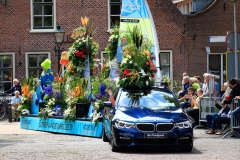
[177,72,240,135]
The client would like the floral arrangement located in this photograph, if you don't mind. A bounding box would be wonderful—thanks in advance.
[117,26,157,105]
[63,93,77,121]
[66,17,99,77]
[105,26,119,60]
[17,77,36,116]
[118,26,156,89]
[38,82,66,118]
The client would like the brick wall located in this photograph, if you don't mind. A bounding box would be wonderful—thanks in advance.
[0,0,110,82]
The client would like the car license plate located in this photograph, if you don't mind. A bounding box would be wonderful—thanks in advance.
[144,133,167,139]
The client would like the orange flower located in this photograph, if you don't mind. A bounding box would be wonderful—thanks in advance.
[146,62,149,65]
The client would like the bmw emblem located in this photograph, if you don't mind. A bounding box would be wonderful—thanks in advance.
[154,119,157,122]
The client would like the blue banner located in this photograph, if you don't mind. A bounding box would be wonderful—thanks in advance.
[20,116,102,138]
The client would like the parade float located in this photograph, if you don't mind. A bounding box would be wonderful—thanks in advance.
[19,0,161,138]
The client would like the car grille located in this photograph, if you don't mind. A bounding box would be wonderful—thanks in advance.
[134,138,176,145]
[136,123,155,132]
[156,123,174,131]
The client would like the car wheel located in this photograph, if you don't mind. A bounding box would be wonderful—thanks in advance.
[102,124,109,142]
[180,145,193,152]
[110,126,119,152]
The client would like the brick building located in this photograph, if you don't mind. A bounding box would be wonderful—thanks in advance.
[0,0,238,91]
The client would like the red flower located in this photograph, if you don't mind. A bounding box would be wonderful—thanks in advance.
[75,50,84,57]
[151,73,155,78]
[124,70,130,76]
[146,62,149,65]
[93,55,97,59]
[122,70,130,78]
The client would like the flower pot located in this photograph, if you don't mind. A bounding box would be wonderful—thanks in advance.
[76,103,90,118]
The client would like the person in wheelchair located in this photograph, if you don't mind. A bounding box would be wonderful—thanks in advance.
[11,91,22,122]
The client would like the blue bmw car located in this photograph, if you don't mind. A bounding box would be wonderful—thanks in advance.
[102,83,194,152]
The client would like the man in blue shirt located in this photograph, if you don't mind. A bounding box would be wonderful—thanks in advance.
[11,91,22,122]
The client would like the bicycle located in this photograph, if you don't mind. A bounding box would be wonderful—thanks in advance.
[0,93,9,120]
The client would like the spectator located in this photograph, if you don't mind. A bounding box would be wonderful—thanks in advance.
[189,77,200,91]
[178,73,188,95]
[214,78,220,97]
[201,73,211,98]
[215,110,231,135]
[178,87,195,108]
[205,98,230,134]
[187,88,203,127]
[4,79,22,96]
[232,96,240,124]
[11,91,22,122]
[223,78,240,104]
[194,76,203,89]
[178,76,190,98]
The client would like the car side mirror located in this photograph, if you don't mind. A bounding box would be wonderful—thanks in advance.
[104,101,112,108]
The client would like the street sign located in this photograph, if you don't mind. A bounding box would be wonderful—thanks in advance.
[225,31,240,50]
[208,36,226,42]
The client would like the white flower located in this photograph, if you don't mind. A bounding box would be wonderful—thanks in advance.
[139,69,147,76]
[126,55,131,59]
[21,109,29,115]
[146,81,149,86]
[48,111,55,117]
[129,61,132,64]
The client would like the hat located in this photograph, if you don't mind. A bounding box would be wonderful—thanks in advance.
[41,59,51,69]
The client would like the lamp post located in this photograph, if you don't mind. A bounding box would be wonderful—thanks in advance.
[232,0,238,78]
[54,24,65,73]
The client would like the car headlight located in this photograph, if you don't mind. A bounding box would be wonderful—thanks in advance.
[175,121,192,129]
[114,120,135,129]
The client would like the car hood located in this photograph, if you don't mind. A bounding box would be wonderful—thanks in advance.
[115,107,188,123]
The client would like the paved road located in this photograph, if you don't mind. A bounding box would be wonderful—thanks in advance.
[0,118,240,160]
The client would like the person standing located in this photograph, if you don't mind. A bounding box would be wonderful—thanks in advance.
[4,79,22,96]
[11,91,22,122]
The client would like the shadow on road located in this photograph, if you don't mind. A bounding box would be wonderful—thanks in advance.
[113,146,202,154]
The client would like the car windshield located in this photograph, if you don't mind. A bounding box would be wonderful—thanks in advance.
[117,90,179,110]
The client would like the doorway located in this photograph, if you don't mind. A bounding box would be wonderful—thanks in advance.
[208,54,226,86]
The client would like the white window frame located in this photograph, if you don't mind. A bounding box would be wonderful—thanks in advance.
[25,52,51,78]
[30,0,56,33]
[0,52,16,91]
[0,52,15,85]
[107,0,122,32]
[160,50,173,84]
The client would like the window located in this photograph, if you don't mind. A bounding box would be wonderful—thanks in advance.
[159,51,172,81]
[108,0,122,30]
[30,0,56,32]
[0,54,13,91]
[26,53,50,78]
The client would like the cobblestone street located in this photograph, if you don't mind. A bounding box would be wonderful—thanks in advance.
[0,120,240,160]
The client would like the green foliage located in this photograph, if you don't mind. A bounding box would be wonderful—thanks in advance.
[105,26,119,60]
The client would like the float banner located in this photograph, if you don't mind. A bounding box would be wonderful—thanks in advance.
[20,116,102,138]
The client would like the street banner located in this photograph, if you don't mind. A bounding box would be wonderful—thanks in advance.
[20,116,102,137]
